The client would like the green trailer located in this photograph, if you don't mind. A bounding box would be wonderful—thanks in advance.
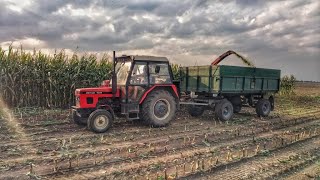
[178,64,281,121]
[180,65,280,94]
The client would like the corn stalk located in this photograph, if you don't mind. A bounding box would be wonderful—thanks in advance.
[280,75,296,95]
[0,46,112,108]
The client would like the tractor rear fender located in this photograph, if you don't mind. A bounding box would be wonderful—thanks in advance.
[139,85,179,108]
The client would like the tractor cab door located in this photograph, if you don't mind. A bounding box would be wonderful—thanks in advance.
[127,62,148,103]
[127,61,172,103]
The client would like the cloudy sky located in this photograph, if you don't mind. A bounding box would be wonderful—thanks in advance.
[0,0,319,81]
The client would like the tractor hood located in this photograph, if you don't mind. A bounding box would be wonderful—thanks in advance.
[75,87,115,95]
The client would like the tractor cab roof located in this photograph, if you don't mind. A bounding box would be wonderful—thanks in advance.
[116,55,169,62]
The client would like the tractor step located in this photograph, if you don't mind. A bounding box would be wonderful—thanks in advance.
[121,103,140,120]
[127,111,139,120]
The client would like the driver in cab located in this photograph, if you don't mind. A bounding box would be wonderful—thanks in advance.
[129,65,148,101]
[131,65,148,85]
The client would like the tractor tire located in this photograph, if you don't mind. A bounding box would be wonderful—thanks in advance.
[187,105,205,117]
[256,99,271,117]
[215,99,234,121]
[87,109,113,133]
[233,105,242,113]
[141,90,176,127]
[72,110,87,126]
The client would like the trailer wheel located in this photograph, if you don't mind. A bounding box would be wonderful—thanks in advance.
[141,90,176,127]
[87,109,113,133]
[72,110,87,126]
[230,96,241,113]
[215,99,234,121]
[230,96,241,105]
[233,105,242,113]
[187,105,205,117]
[256,99,271,117]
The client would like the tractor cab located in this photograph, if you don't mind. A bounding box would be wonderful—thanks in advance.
[72,52,179,133]
[114,55,174,103]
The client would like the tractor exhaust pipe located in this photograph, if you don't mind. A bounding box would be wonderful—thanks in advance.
[112,51,117,97]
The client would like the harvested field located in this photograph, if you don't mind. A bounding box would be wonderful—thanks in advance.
[0,83,319,180]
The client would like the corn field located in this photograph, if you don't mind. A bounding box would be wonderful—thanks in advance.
[0,46,293,108]
[0,46,112,108]
[171,64,180,80]
[280,75,296,95]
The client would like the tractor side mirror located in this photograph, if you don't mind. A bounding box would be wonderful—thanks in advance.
[155,66,160,74]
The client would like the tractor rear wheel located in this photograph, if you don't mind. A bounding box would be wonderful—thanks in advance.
[215,99,234,121]
[87,109,113,133]
[72,110,87,126]
[141,90,176,127]
[187,105,205,117]
[256,99,271,117]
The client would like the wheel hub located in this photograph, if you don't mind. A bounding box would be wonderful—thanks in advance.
[262,103,269,113]
[223,106,230,116]
[153,99,170,120]
[94,115,108,129]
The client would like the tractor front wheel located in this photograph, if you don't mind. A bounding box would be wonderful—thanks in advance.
[141,90,176,127]
[87,109,113,133]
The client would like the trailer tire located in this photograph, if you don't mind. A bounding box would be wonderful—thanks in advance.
[187,105,205,117]
[233,105,242,113]
[87,109,113,133]
[141,90,176,127]
[256,99,271,117]
[215,99,234,121]
[230,96,241,105]
[72,110,87,126]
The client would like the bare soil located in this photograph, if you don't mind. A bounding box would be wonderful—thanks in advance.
[0,84,319,180]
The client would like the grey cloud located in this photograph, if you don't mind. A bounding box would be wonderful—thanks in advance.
[0,0,319,81]
[235,0,268,7]
[126,1,159,11]
[153,3,191,17]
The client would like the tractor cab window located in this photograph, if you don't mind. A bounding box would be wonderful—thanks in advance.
[115,61,131,85]
[130,62,148,85]
[149,63,171,84]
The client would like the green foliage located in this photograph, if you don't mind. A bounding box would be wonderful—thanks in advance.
[171,63,180,80]
[0,46,112,108]
[280,75,296,95]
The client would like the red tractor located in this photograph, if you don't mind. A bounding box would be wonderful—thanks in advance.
[72,51,179,133]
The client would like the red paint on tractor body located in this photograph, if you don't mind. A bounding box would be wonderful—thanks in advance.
[139,84,179,104]
[75,87,120,108]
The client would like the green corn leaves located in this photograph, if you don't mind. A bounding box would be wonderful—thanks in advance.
[280,75,296,95]
[0,46,112,108]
